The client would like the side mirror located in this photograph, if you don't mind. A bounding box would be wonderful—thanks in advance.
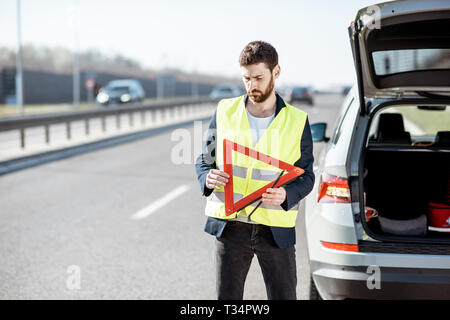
[311,122,330,142]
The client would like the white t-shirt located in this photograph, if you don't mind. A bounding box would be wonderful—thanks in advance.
[231,108,275,224]
[246,109,276,146]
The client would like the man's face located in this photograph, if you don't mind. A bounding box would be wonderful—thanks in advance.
[241,63,280,103]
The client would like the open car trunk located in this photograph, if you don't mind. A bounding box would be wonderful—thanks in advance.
[347,1,450,248]
[363,148,450,242]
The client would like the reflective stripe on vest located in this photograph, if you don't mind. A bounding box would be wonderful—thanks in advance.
[204,95,307,228]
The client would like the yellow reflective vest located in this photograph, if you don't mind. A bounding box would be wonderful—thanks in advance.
[205,95,308,228]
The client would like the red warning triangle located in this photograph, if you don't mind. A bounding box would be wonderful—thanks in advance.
[223,139,304,216]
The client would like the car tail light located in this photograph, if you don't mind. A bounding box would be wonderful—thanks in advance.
[318,172,351,203]
[321,241,359,252]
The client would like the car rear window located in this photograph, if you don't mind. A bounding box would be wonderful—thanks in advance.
[369,105,450,141]
[388,106,450,137]
[372,48,450,76]
[108,86,130,92]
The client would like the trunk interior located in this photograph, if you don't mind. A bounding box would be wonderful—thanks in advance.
[363,149,450,241]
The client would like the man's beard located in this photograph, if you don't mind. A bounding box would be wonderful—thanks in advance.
[248,75,274,103]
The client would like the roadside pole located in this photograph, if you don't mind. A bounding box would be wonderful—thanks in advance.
[68,1,81,107]
[16,0,24,115]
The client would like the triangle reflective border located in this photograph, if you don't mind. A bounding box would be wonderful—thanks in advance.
[223,138,305,216]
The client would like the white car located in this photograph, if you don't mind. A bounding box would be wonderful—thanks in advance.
[209,85,242,100]
[305,0,450,300]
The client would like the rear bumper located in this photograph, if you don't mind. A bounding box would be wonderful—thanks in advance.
[311,261,450,300]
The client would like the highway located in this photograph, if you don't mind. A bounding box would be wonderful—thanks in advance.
[0,93,345,299]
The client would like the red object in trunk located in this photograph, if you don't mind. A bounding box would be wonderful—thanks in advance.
[428,202,450,229]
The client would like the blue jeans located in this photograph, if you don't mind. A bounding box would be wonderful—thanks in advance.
[215,221,297,300]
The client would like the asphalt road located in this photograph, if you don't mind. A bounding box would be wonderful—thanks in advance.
[0,93,345,300]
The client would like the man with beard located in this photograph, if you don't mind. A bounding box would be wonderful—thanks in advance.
[195,41,314,300]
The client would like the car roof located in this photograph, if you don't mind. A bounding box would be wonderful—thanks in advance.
[292,86,311,89]
[108,79,140,86]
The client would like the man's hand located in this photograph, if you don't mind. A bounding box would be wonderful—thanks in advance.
[206,169,230,190]
[261,187,286,206]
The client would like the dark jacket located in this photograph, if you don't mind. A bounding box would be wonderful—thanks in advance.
[195,93,314,248]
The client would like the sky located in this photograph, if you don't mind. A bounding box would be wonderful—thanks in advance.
[0,0,380,88]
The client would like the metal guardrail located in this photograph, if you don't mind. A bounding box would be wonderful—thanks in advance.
[0,97,217,149]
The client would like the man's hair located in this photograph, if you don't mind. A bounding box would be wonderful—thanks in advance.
[239,41,278,71]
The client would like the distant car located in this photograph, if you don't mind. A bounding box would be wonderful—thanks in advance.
[209,85,242,100]
[96,79,145,106]
[285,86,314,105]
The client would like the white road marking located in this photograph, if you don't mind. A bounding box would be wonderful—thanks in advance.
[131,185,191,220]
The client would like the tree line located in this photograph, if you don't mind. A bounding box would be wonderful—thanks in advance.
[0,44,239,85]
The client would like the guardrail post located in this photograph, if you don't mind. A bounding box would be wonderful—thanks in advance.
[66,122,71,140]
[45,125,50,144]
[140,111,145,126]
[101,116,106,132]
[129,112,134,127]
[20,128,25,149]
[116,112,121,130]
[85,119,90,136]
